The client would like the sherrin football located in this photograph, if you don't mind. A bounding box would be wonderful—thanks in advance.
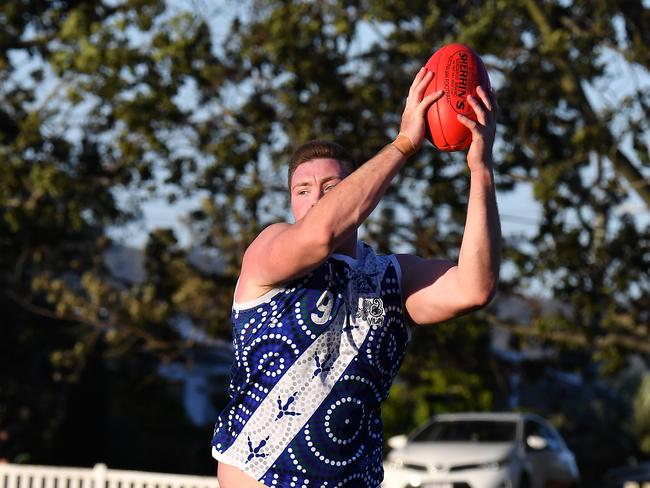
[424,43,491,152]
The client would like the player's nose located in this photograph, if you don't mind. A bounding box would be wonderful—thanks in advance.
[310,189,325,207]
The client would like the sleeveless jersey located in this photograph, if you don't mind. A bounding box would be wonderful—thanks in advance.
[211,242,411,487]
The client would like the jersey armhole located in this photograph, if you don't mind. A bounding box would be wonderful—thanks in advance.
[388,254,413,343]
[232,277,286,311]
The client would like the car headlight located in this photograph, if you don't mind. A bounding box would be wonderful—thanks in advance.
[449,457,510,472]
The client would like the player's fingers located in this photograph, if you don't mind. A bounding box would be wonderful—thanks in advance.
[413,71,434,100]
[466,94,487,126]
[456,113,479,132]
[408,67,427,95]
[476,86,492,112]
[418,90,444,112]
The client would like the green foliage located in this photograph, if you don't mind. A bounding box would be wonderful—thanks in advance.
[0,0,226,472]
[382,316,497,441]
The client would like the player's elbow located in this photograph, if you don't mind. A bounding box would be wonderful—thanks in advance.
[466,282,497,309]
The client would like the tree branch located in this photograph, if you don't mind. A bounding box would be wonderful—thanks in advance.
[4,289,181,357]
[484,311,650,355]
[522,0,650,208]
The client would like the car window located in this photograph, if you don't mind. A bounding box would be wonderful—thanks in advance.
[524,419,542,439]
[412,420,517,443]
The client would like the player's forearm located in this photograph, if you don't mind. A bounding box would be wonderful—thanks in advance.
[457,165,501,305]
[299,144,407,252]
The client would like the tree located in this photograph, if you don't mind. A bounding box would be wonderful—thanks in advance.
[0,0,226,472]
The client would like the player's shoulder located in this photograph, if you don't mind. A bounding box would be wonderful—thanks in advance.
[245,222,292,254]
[258,221,292,238]
[237,223,295,303]
[240,222,296,279]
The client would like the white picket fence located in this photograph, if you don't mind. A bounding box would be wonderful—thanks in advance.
[0,464,220,488]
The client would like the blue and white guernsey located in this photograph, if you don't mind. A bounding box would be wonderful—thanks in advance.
[211,242,411,487]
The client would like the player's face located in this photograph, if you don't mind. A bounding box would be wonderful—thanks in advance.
[290,158,348,222]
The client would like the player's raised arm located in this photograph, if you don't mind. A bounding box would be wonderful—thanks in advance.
[237,68,444,301]
[399,85,501,326]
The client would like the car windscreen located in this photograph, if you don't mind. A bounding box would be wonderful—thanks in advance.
[411,420,517,443]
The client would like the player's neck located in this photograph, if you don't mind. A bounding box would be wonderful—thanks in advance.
[334,233,358,258]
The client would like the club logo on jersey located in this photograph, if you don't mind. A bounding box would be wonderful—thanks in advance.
[356,297,385,327]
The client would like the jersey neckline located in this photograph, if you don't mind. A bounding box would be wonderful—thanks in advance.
[330,240,362,266]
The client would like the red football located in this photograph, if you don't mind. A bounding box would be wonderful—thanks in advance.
[424,43,491,151]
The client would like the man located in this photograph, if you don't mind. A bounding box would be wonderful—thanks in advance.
[211,67,500,487]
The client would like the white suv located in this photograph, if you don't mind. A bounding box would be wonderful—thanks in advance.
[383,412,579,488]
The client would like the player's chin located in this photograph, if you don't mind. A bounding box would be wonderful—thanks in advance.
[293,209,310,222]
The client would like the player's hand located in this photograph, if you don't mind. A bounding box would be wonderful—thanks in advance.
[399,67,444,151]
[457,86,498,172]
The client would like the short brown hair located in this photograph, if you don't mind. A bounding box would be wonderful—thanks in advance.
[288,140,356,189]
